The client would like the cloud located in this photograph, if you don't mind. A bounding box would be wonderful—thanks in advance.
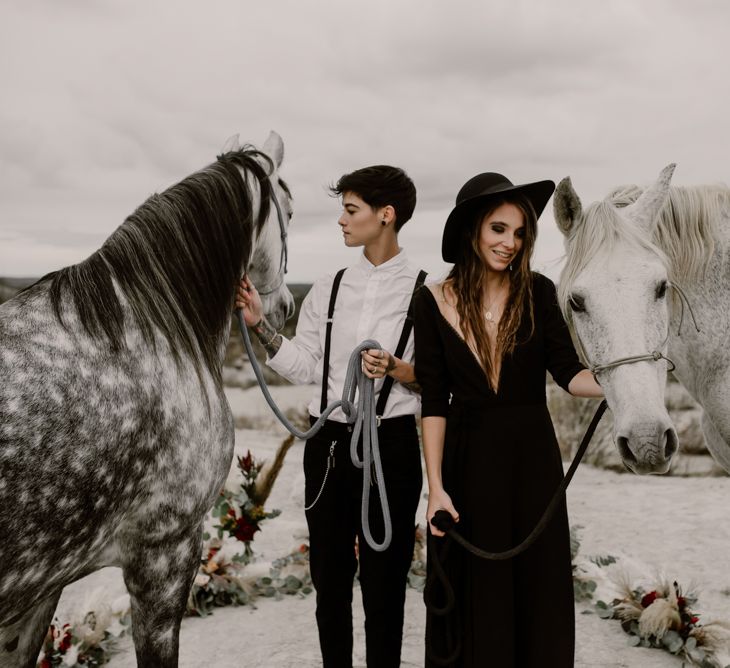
[0,0,728,279]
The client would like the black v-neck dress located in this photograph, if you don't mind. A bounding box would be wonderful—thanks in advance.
[414,273,585,668]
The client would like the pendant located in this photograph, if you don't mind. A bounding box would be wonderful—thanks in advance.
[485,311,493,322]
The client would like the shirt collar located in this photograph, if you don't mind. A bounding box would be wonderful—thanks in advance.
[357,248,408,275]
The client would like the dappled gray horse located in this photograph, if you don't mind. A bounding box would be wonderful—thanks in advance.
[554,164,730,475]
[0,132,294,666]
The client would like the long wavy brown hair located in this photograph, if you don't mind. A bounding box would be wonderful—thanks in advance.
[446,194,538,389]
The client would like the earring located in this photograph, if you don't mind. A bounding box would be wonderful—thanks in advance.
[509,263,513,271]
[381,220,387,226]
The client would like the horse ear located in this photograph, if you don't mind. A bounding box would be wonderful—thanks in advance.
[624,163,676,233]
[221,134,241,153]
[553,176,583,237]
[262,131,285,169]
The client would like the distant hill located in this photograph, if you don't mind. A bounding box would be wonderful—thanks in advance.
[0,278,36,304]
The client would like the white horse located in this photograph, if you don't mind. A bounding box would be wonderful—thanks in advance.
[554,164,730,475]
[0,131,294,667]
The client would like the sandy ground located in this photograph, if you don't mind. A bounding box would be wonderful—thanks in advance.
[55,384,730,667]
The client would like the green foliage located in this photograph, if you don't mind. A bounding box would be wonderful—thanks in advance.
[570,525,615,602]
[256,546,313,600]
[407,525,427,592]
[574,578,597,602]
[590,554,617,567]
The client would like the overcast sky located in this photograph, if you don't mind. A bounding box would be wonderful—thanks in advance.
[1,0,728,282]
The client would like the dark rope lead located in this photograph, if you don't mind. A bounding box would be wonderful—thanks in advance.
[424,399,607,665]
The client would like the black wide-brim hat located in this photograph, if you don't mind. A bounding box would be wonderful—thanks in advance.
[442,172,555,262]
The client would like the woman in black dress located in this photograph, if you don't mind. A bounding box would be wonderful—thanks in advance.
[414,173,603,667]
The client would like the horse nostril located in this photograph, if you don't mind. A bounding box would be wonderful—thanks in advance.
[616,436,637,465]
[663,428,678,460]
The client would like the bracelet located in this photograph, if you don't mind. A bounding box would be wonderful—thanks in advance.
[262,331,279,347]
[250,319,278,347]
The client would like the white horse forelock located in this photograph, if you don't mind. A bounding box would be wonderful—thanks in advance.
[558,198,666,330]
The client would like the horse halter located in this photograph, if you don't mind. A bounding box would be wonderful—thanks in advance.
[574,282,700,377]
[253,178,289,297]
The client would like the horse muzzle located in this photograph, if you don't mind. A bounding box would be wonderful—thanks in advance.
[264,288,295,330]
[614,418,679,474]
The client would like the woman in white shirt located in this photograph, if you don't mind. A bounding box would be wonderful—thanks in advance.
[236,165,424,668]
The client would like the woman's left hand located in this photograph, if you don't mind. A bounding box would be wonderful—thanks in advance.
[361,348,394,379]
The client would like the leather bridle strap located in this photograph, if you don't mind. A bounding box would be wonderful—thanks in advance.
[574,282,700,377]
[255,179,289,297]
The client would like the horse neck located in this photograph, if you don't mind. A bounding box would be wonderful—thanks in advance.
[666,200,730,398]
[97,163,258,375]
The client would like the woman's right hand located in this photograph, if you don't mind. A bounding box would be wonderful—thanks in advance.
[235,275,264,327]
[426,487,459,538]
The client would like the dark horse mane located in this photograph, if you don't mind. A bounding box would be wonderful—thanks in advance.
[42,147,280,382]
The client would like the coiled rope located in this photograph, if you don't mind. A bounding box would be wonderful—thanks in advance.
[236,311,392,551]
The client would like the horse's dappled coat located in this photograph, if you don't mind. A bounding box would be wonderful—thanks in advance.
[0,138,293,667]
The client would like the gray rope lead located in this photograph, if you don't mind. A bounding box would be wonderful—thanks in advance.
[348,353,392,552]
[236,310,393,551]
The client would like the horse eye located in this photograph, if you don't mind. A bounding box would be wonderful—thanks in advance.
[568,294,586,313]
[655,280,668,299]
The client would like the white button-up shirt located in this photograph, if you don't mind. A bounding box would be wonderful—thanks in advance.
[267,249,422,422]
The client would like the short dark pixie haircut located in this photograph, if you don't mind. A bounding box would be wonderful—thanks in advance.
[330,165,417,232]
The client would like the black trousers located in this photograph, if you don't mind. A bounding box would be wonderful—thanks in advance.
[304,414,422,668]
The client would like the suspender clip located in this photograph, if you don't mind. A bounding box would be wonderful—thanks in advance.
[376,415,382,428]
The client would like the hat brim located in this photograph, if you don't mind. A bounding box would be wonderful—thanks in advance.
[441,179,555,262]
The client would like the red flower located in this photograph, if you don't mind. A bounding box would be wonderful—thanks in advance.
[238,451,253,474]
[677,596,687,610]
[59,631,72,651]
[40,660,52,668]
[691,615,700,624]
[641,591,659,608]
[299,544,309,554]
[233,516,259,543]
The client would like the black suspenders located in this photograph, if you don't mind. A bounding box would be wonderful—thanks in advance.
[319,268,428,417]
[375,269,427,417]
[319,268,347,414]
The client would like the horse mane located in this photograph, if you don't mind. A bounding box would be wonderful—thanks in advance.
[558,183,729,319]
[608,183,727,284]
[43,147,278,383]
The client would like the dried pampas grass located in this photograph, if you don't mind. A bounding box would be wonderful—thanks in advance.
[638,597,681,638]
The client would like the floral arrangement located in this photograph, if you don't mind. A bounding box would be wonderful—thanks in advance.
[210,451,281,563]
[187,539,312,616]
[37,595,130,667]
[186,538,253,616]
[596,576,730,667]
